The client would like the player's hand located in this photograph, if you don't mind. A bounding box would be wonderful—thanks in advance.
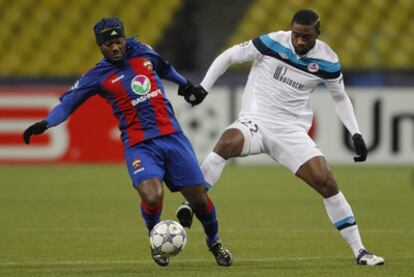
[178,82,208,106]
[352,133,367,162]
[23,120,49,144]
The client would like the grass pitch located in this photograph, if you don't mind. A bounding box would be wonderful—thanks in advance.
[0,165,413,276]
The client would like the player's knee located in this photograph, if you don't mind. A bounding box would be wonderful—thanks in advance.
[136,179,164,207]
[214,132,243,158]
[215,137,236,155]
[313,172,338,197]
[141,190,163,207]
[191,200,207,213]
[188,195,208,213]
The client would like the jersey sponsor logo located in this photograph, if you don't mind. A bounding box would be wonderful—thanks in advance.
[307,63,319,73]
[273,66,306,91]
[130,89,161,106]
[143,60,153,71]
[131,75,151,95]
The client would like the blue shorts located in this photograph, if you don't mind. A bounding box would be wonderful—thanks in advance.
[124,132,205,192]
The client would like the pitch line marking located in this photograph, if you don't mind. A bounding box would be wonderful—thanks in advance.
[3,227,414,234]
[0,256,338,267]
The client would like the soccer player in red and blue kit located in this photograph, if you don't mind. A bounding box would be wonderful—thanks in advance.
[22,17,232,267]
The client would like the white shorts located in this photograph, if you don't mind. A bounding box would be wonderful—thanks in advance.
[226,117,324,173]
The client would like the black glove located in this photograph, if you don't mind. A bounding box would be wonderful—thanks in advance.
[178,82,208,106]
[352,133,367,162]
[23,120,49,144]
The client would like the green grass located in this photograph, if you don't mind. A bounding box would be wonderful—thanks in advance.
[0,165,413,276]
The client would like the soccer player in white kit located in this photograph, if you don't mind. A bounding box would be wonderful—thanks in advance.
[176,9,384,265]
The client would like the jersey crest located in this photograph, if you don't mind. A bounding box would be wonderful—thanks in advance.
[131,75,151,95]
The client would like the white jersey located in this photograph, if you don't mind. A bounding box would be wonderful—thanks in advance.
[201,31,360,134]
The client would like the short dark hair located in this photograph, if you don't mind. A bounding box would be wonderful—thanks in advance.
[291,9,320,31]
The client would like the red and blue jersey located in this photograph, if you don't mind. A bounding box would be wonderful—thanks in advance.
[46,38,187,148]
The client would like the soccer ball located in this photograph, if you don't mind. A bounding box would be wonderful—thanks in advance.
[149,220,187,257]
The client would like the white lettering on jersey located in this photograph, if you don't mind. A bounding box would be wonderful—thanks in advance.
[131,89,161,106]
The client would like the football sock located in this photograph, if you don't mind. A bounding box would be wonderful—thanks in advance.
[194,196,219,246]
[201,152,227,187]
[140,201,163,233]
[323,191,365,257]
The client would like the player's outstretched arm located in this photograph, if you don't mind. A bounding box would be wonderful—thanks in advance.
[146,51,208,106]
[324,75,367,162]
[22,82,93,145]
[331,95,368,162]
[201,40,261,91]
[22,101,72,144]
[23,70,99,145]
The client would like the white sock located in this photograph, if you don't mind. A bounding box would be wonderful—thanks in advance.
[323,191,365,257]
[200,152,227,188]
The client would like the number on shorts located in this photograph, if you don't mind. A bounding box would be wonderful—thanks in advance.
[240,120,258,135]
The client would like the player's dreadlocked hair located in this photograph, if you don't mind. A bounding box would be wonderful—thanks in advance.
[291,9,320,32]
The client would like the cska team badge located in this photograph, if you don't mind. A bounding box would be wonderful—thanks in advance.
[143,60,153,71]
[132,158,142,169]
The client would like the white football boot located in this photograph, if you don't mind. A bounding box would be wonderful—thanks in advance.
[356,249,384,266]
